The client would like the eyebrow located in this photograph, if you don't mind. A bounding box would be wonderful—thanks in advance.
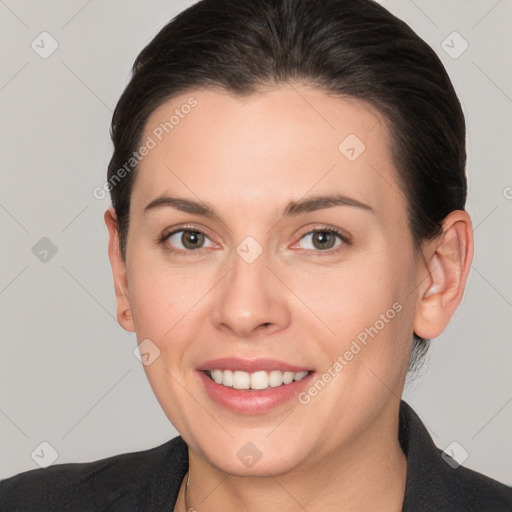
[143,193,373,219]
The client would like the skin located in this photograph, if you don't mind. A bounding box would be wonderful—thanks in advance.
[105,84,473,512]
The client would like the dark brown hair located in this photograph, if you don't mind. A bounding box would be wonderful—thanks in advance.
[107,0,467,371]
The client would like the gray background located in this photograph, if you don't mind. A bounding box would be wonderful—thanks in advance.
[1,0,511,484]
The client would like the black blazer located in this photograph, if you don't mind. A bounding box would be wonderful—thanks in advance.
[1,400,511,511]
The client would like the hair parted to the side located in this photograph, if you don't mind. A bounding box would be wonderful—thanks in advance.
[107,0,467,372]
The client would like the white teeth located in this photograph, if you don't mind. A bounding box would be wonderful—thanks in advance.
[223,369,234,387]
[233,370,250,390]
[211,369,223,384]
[250,371,268,390]
[283,371,295,384]
[208,369,310,390]
[268,370,283,387]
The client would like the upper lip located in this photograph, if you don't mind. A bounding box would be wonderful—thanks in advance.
[197,357,312,373]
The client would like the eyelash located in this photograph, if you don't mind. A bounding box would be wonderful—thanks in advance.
[157,224,351,257]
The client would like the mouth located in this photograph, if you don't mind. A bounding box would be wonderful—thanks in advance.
[196,357,315,414]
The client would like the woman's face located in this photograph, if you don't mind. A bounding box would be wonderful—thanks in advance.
[112,85,426,475]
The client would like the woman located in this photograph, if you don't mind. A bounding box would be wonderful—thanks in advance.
[1,0,510,510]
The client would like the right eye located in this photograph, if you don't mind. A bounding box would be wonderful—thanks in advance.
[160,228,217,255]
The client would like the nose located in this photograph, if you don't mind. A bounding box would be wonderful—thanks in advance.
[210,249,291,339]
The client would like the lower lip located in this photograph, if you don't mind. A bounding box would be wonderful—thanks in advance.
[197,370,315,415]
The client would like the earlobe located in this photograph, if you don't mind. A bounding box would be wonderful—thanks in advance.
[413,211,473,339]
[104,208,135,332]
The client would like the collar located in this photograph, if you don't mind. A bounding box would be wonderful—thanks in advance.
[159,400,501,511]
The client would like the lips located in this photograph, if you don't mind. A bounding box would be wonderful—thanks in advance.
[197,357,312,373]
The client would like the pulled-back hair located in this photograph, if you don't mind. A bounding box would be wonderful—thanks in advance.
[107,0,467,371]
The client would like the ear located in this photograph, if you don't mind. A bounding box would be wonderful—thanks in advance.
[413,210,474,339]
[104,207,135,332]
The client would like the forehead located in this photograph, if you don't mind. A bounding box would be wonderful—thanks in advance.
[131,84,406,222]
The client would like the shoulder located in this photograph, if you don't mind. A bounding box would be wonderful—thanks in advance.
[0,436,189,512]
[399,400,512,512]
[433,450,512,511]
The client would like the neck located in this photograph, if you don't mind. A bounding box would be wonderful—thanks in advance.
[176,402,407,512]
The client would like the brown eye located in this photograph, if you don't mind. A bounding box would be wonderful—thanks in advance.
[297,229,346,252]
[312,231,337,250]
[166,229,214,251]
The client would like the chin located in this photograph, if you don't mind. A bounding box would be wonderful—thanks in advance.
[205,445,304,478]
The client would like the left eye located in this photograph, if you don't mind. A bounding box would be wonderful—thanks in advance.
[297,229,344,251]
[166,229,216,251]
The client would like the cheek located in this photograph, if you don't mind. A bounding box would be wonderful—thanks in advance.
[286,253,413,373]
[127,255,210,346]
[287,259,397,330]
